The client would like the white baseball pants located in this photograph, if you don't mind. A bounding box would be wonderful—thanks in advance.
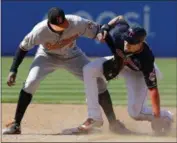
[22,49,107,95]
[83,56,173,122]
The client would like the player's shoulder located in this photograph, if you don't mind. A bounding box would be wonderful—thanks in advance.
[143,42,154,54]
[66,14,89,26]
[31,19,48,34]
[141,41,155,61]
[66,14,83,21]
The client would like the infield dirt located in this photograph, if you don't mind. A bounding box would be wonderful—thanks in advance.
[1,104,176,142]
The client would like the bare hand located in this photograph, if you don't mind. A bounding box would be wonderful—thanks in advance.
[96,31,108,42]
[7,72,16,87]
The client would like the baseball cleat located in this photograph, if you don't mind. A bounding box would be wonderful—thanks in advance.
[109,120,133,135]
[61,118,103,135]
[78,118,103,130]
[2,120,21,135]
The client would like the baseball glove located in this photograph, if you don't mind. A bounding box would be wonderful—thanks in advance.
[103,56,124,81]
[151,117,172,136]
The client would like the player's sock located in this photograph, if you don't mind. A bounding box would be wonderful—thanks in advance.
[98,90,116,124]
[14,89,32,125]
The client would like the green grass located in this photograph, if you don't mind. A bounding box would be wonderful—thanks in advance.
[1,57,177,107]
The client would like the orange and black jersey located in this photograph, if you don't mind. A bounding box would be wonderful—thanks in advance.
[105,22,157,89]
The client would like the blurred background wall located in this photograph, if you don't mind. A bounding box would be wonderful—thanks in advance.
[2,1,177,57]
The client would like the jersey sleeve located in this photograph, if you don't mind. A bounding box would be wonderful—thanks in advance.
[142,58,157,89]
[115,18,129,27]
[19,28,41,51]
[77,16,100,39]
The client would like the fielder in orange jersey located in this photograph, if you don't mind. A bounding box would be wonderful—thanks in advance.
[3,7,132,135]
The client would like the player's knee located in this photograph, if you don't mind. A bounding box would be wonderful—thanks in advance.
[129,114,141,120]
[128,105,141,120]
[128,112,140,120]
[23,79,40,94]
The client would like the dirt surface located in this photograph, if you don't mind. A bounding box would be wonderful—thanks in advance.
[1,103,177,142]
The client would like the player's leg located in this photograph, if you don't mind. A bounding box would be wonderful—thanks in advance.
[82,56,133,134]
[119,65,173,125]
[82,56,111,122]
[63,54,107,120]
[2,54,57,134]
[62,54,115,132]
[61,55,133,134]
[72,55,117,123]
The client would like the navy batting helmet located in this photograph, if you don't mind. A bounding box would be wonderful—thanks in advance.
[123,25,147,44]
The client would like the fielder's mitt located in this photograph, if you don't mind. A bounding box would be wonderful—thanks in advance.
[103,56,124,81]
[151,117,172,136]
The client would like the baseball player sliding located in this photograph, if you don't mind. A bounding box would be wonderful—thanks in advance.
[62,16,174,135]
[3,7,131,135]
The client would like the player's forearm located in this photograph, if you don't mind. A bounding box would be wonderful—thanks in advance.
[149,88,161,117]
[10,47,28,73]
[108,15,125,27]
[100,15,127,32]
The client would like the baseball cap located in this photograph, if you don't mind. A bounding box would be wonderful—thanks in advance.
[48,7,69,31]
[123,25,147,44]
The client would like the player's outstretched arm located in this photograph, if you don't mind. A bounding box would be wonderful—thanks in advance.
[96,15,129,42]
[149,87,160,117]
[143,65,161,117]
[7,48,28,87]
[108,15,126,27]
[7,26,41,87]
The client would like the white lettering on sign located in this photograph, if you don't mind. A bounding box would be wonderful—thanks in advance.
[43,5,155,44]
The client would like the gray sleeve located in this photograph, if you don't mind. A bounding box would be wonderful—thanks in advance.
[78,17,100,39]
[19,28,41,51]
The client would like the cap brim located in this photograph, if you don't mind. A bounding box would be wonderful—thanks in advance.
[50,19,69,31]
[122,33,141,45]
